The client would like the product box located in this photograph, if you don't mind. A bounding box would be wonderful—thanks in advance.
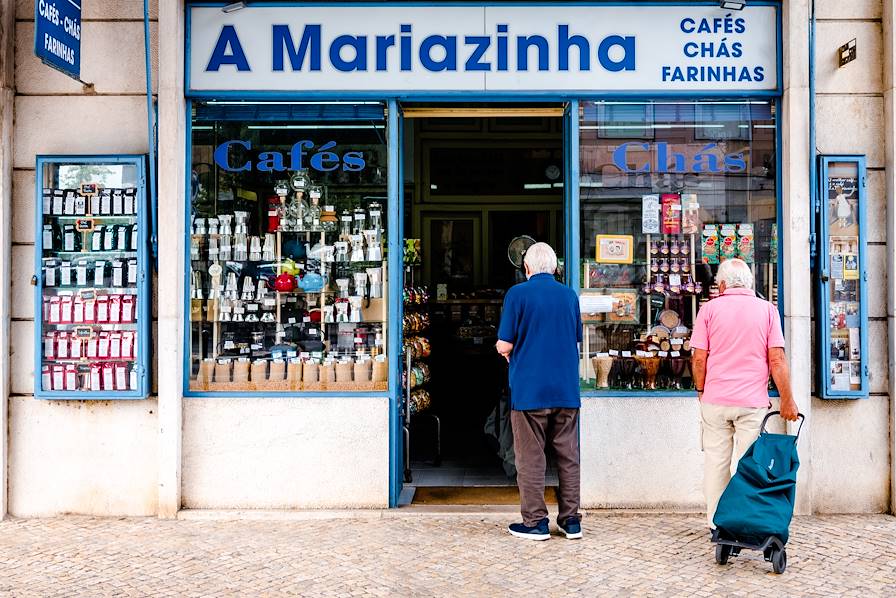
[641,195,660,234]
[737,223,754,263]
[719,224,738,261]
[660,194,682,234]
[681,194,700,234]
[701,225,719,264]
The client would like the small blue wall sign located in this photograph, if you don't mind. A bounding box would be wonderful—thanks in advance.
[34,0,82,80]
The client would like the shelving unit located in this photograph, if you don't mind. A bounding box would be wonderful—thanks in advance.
[401,245,440,483]
[188,171,389,393]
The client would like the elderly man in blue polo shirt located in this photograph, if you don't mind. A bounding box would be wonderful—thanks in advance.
[496,242,583,540]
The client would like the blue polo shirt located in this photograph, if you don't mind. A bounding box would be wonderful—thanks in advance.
[497,273,582,411]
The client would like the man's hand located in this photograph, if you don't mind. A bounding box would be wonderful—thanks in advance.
[495,340,513,363]
[779,397,799,422]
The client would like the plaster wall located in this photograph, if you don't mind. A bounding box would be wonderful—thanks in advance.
[810,0,892,513]
[6,0,160,516]
[181,398,390,509]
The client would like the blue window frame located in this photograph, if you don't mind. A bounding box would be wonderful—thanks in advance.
[816,156,869,399]
[34,155,151,399]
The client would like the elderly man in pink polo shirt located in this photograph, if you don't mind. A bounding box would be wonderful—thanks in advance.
[690,258,799,529]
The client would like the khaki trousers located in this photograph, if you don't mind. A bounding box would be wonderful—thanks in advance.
[699,401,768,528]
[511,408,581,527]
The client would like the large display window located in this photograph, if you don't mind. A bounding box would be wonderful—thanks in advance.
[187,103,390,394]
[578,100,779,393]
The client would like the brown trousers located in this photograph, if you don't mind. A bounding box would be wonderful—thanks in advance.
[510,408,581,526]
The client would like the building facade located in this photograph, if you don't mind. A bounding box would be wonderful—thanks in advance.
[0,0,894,518]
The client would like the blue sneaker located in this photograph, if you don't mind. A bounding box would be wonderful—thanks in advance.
[558,516,583,539]
[508,517,550,540]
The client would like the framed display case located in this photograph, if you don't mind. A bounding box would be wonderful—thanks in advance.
[817,156,869,398]
[186,102,390,394]
[34,155,151,399]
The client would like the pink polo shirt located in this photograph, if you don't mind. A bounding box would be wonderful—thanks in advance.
[690,288,785,408]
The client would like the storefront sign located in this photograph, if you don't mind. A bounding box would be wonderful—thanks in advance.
[612,142,747,174]
[188,4,779,93]
[34,0,81,80]
[213,140,366,172]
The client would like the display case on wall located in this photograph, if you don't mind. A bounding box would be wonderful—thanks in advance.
[34,155,151,399]
[186,103,390,394]
[817,156,869,398]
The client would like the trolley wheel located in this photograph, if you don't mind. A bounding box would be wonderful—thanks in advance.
[404,469,413,484]
[715,544,732,565]
[771,549,787,574]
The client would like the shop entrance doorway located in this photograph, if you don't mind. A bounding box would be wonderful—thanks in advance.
[400,104,566,504]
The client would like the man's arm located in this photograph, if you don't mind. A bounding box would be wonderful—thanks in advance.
[691,349,708,398]
[769,347,799,421]
[496,340,513,362]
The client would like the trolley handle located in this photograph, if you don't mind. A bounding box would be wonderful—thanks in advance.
[760,410,805,439]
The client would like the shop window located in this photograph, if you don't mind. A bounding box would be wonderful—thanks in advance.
[578,100,778,393]
[187,102,389,394]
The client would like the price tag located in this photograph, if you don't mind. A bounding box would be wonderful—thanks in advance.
[223,341,235,350]
[473,337,483,345]
[596,352,610,358]
[75,218,94,232]
[308,329,318,336]
[246,303,259,312]
[272,350,283,359]
[311,351,323,359]
[622,351,632,357]
[609,350,619,356]
[288,317,296,324]
[658,351,669,357]
[287,350,297,358]
[264,298,276,307]
[303,316,311,323]
[670,339,684,346]
[300,352,310,359]
[251,344,263,351]
[671,351,681,357]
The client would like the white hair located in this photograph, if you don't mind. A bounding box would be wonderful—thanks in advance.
[524,242,558,275]
[716,258,754,289]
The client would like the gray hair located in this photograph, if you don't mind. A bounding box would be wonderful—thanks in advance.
[524,242,558,275]
[715,258,754,289]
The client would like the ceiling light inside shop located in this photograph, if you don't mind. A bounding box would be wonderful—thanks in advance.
[719,0,746,10]
[222,2,247,13]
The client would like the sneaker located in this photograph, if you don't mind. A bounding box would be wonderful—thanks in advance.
[508,518,550,541]
[558,516,583,539]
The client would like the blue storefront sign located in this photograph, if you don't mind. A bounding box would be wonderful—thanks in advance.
[34,0,82,80]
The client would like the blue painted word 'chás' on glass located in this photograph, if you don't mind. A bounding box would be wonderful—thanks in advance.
[214,140,367,173]
[205,24,636,74]
[612,142,747,174]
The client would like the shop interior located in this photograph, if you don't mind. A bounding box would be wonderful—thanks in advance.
[401,106,566,495]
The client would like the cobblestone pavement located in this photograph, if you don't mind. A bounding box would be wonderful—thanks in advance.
[0,512,894,597]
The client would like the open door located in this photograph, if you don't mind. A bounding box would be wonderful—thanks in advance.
[388,100,406,506]
[563,100,580,290]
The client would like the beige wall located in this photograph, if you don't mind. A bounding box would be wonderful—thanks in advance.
[6,0,159,517]
[2,0,893,516]
[810,0,892,513]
